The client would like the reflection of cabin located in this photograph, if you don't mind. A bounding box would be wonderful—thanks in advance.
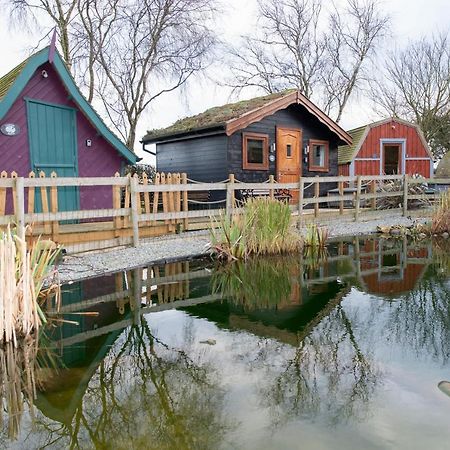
[338,118,433,178]
[142,90,351,198]
[357,239,430,296]
[183,281,348,347]
[36,273,133,425]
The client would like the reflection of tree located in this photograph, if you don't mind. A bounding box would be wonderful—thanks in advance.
[369,263,450,365]
[258,301,380,429]
[32,320,230,449]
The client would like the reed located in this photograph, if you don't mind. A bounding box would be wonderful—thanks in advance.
[211,257,294,310]
[210,198,301,260]
[0,228,60,346]
[431,189,450,234]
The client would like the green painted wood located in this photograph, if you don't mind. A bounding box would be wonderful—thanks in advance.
[0,46,137,163]
[27,99,80,213]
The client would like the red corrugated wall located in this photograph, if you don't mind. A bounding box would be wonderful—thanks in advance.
[351,119,432,177]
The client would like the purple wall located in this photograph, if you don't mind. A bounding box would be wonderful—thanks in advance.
[0,62,129,211]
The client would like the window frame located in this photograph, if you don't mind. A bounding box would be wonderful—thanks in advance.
[242,132,269,170]
[308,139,329,172]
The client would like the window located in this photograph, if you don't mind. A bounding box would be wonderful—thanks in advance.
[309,139,329,171]
[286,144,292,158]
[243,133,269,170]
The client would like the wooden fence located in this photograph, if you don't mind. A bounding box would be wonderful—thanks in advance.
[0,171,448,253]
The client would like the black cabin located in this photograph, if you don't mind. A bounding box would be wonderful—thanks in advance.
[142,89,352,197]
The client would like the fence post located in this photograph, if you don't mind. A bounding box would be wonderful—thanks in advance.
[0,171,7,216]
[181,173,189,231]
[226,174,235,219]
[298,177,304,227]
[132,268,142,325]
[338,178,344,215]
[230,173,235,208]
[370,180,377,210]
[129,175,140,247]
[50,172,59,241]
[269,174,275,200]
[354,175,362,222]
[403,174,409,216]
[314,176,320,218]
[15,177,25,240]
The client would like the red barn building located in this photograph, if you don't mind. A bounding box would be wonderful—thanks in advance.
[338,118,433,178]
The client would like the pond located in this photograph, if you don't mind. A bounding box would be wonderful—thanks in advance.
[2,236,450,449]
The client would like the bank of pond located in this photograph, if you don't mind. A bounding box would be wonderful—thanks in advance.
[1,235,450,449]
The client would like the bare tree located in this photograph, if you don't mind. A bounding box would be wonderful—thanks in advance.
[84,0,216,148]
[7,0,217,150]
[7,0,78,68]
[372,33,450,160]
[227,0,389,122]
[324,0,389,121]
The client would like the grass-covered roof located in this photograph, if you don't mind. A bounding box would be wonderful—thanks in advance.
[338,125,367,164]
[0,58,29,101]
[143,89,297,142]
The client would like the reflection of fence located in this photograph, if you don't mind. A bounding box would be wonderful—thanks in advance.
[51,236,433,346]
[0,171,447,253]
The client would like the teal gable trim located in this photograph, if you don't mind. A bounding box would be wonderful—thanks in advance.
[0,47,137,164]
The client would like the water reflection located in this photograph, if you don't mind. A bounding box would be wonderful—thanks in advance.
[32,321,230,449]
[2,236,450,448]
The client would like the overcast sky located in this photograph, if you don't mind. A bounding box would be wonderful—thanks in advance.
[0,0,449,163]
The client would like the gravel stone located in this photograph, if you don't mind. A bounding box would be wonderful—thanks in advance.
[55,214,430,284]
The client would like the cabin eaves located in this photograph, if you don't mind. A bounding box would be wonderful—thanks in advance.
[0,47,137,164]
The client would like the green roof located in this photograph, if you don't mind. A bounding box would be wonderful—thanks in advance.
[436,151,450,177]
[338,125,367,164]
[0,58,29,101]
[143,89,297,142]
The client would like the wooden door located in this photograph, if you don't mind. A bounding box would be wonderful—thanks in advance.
[276,127,302,203]
[382,144,402,175]
[27,99,79,213]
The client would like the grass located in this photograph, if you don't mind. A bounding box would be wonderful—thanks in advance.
[0,228,61,346]
[210,198,301,261]
[431,189,450,234]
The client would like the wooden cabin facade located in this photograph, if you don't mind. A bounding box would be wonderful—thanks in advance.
[142,90,351,196]
[0,46,137,212]
[338,118,433,178]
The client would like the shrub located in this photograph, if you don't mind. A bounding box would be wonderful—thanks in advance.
[431,189,450,234]
[210,198,301,260]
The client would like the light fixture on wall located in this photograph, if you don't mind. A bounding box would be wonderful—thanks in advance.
[86,139,92,147]
[41,70,48,78]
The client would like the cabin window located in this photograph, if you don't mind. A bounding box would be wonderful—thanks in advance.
[309,140,329,171]
[242,133,269,170]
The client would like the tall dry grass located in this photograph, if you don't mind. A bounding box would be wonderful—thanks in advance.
[210,198,301,260]
[0,228,60,346]
[431,189,450,234]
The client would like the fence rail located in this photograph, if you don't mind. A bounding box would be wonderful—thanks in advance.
[0,170,448,253]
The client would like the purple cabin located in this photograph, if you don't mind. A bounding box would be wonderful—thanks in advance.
[0,46,137,212]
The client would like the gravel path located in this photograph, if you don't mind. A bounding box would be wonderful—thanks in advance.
[56,213,430,284]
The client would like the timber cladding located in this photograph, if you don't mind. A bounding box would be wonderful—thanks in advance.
[339,118,433,178]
